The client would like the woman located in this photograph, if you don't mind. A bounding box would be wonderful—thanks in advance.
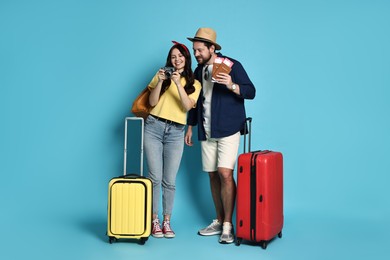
[144,41,201,238]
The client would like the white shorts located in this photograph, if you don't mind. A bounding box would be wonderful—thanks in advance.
[201,132,240,172]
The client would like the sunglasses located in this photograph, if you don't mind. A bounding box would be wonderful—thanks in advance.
[204,65,210,81]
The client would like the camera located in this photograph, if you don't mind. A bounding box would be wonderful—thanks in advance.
[162,67,175,78]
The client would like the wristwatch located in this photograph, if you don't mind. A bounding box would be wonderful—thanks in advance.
[231,84,237,91]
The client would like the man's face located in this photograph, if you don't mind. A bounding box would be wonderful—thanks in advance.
[192,41,213,65]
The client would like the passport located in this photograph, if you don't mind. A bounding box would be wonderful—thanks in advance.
[212,57,234,82]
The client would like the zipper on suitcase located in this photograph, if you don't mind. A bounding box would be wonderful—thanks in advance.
[250,152,258,241]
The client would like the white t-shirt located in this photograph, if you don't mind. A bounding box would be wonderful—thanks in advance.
[202,65,214,135]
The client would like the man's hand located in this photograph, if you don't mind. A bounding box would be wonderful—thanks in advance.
[215,72,232,87]
[185,126,193,146]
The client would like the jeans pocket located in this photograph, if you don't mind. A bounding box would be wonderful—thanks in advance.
[146,115,156,125]
[172,123,185,131]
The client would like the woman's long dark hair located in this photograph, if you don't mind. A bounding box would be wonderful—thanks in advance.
[160,43,195,96]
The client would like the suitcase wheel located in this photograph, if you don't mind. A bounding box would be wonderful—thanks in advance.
[260,241,268,249]
[278,231,282,238]
[108,237,116,244]
[139,237,148,245]
[235,238,242,246]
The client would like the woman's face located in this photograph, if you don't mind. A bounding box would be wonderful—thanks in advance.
[170,48,185,72]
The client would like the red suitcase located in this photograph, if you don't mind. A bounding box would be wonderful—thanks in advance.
[235,118,283,249]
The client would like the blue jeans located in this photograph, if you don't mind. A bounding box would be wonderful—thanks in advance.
[144,115,185,216]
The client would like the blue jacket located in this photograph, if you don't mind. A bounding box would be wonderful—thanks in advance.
[187,53,256,140]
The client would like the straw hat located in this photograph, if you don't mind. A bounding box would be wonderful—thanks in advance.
[187,28,221,50]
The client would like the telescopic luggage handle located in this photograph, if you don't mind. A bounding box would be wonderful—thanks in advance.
[243,117,252,153]
[124,117,144,176]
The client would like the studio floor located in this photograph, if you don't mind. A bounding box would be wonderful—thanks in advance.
[3,203,388,260]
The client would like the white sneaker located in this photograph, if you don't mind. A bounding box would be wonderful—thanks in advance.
[198,219,222,236]
[219,222,234,244]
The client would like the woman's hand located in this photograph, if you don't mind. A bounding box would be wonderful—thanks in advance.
[158,69,167,82]
[171,71,181,86]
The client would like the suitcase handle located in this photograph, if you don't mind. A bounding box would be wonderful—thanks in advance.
[243,117,252,153]
[124,117,144,176]
[123,173,143,178]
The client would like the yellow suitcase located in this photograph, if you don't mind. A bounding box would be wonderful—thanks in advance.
[107,117,152,244]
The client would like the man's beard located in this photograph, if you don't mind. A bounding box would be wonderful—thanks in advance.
[197,52,212,65]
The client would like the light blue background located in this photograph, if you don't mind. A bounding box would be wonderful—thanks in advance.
[1,0,389,259]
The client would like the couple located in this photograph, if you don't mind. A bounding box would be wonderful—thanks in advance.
[143,27,256,244]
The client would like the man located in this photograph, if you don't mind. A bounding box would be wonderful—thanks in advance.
[185,28,256,244]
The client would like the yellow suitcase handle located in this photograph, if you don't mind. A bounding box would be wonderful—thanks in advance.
[124,117,144,176]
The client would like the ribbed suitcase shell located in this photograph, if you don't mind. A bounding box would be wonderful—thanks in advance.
[236,150,283,249]
[107,176,152,241]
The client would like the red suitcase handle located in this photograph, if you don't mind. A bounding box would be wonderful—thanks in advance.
[243,117,252,153]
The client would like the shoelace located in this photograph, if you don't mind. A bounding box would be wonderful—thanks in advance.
[222,223,232,235]
[208,219,220,228]
[163,221,173,232]
[153,220,162,232]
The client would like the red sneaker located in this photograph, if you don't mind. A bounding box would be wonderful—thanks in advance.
[152,219,163,238]
[162,221,175,238]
